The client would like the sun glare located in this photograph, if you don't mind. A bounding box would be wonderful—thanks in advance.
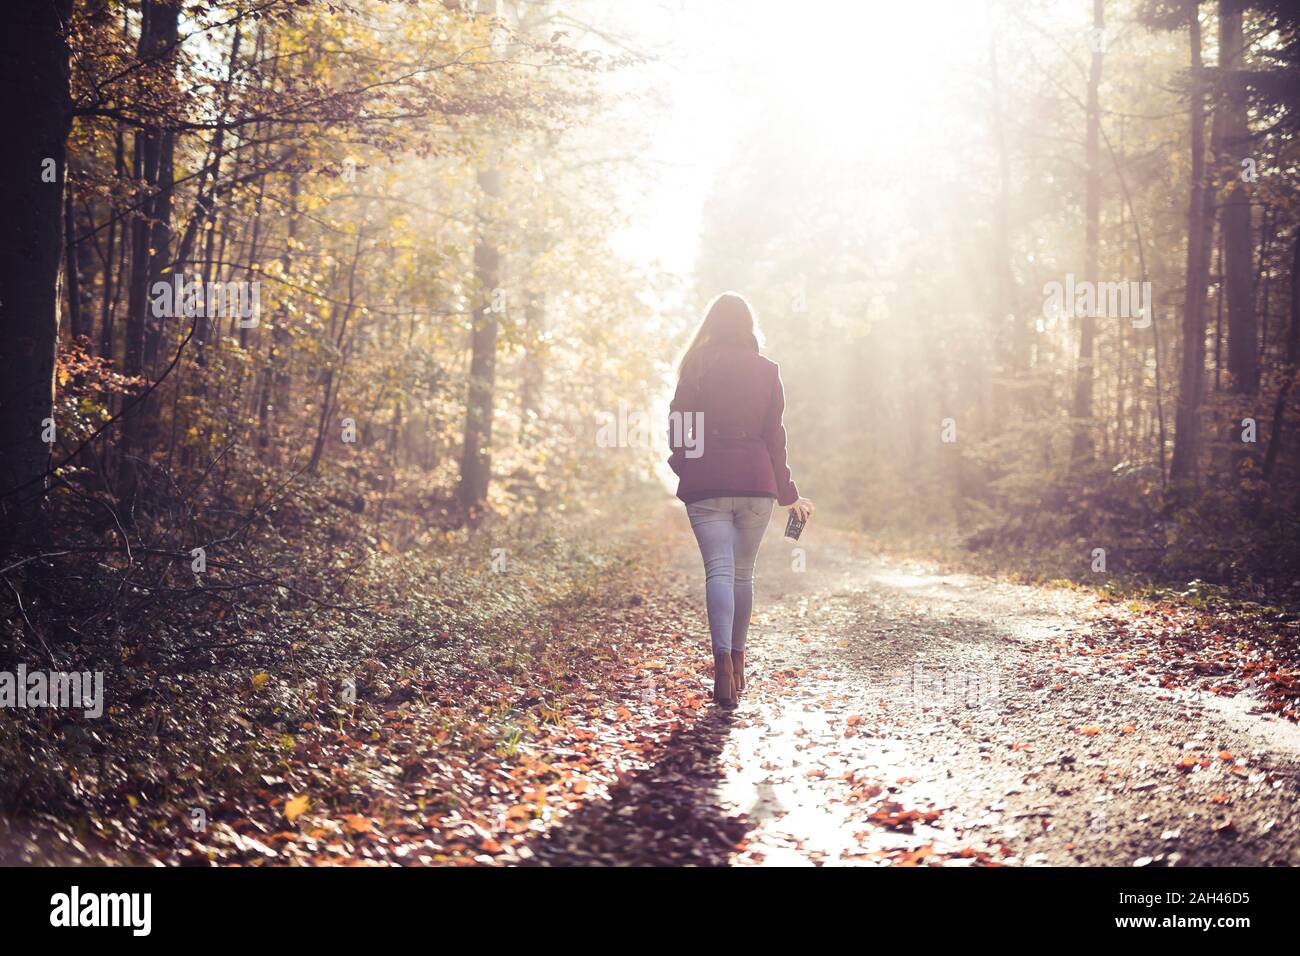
[615,0,992,285]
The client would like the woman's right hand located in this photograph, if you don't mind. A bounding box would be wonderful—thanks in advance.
[789,497,815,522]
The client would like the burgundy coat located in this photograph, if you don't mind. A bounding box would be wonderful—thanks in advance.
[667,346,800,507]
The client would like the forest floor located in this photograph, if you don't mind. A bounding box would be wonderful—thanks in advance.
[4,494,1299,866]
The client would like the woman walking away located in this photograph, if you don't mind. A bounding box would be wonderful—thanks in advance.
[667,292,814,709]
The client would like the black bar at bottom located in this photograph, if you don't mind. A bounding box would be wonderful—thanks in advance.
[0,864,1290,943]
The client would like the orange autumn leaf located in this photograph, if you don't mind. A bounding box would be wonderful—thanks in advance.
[894,844,933,867]
[849,783,884,801]
[284,793,310,822]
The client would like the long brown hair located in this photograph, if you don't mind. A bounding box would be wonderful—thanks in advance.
[677,292,762,388]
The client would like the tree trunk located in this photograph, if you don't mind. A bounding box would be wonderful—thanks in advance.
[457,167,502,511]
[142,128,176,375]
[1219,2,1257,395]
[62,173,87,342]
[120,0,179,491]
[0,0,73,545]
[99,128,126,361]
[1072,0,1105,462]
[1171,8,1213,486]
[1262,230,1300,482]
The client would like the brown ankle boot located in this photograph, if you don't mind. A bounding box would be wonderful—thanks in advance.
[731,650,745,694]
[713,652,736,708]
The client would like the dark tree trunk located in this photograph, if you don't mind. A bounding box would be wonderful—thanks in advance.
[121,0,179,490]
[142,125,176,374]
[0,0,74,545]
[1262,230,1300,482]
[1171,8,1213,486]
[99,128,126,362]
[1218,2,1257,395]
[63,174,87,342]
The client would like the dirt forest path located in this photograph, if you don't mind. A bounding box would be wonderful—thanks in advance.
[525,510,1300,867]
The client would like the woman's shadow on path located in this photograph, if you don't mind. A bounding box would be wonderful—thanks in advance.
[518,709,750,866]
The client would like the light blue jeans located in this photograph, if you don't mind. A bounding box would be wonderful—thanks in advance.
[685,496,774,654]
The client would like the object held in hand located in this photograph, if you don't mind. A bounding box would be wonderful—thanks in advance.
[784,511,806,541]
